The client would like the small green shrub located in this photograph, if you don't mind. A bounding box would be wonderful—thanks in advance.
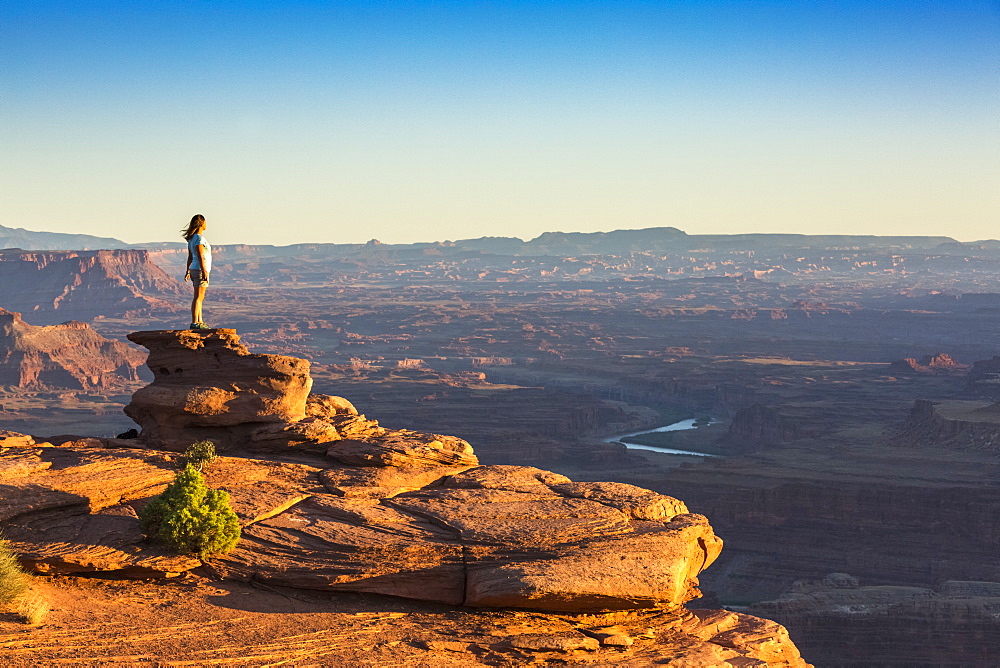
[0,534,30,606]
[140,464,241,559]
[183,439,218,471]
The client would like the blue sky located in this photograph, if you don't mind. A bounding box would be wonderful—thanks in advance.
[2,1,997,245]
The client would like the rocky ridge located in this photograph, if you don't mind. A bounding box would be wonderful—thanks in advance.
[0,329,809,665]
[0,224,129,251]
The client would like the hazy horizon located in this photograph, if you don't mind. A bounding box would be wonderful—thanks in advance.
[3,1,997,246]
[4,220,996,249]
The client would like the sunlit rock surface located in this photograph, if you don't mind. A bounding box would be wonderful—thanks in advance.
[0,248,183,323]
[0,308,145,389]
[0,328,810,666]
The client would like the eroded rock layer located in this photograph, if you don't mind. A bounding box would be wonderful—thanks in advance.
[895,398,1000,451]
[0,308,145,389]
[0,249,183,323]
[124,329,313,446]
[124,330,478,470]
[0,328,810,665]
[1,443,720,613]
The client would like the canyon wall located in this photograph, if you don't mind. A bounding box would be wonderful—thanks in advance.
[0,308,145,389]
[750,577,1000,664]
[895,398,1000,451]
[657,467,1000,605]
[0,249,183,323]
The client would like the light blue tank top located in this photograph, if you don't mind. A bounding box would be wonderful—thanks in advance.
[188,233,212,272]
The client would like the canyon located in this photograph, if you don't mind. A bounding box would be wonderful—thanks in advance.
[1,328,808,666]
[4,225,1000,663]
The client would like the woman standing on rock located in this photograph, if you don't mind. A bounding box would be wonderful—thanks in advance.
[182,214,212,330]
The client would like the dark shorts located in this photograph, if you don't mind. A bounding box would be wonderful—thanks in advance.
[190,269,209,287]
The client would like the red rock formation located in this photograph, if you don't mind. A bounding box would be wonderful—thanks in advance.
[0,443,728,613]
[0,308,145,388]
[0,329,812,665]
[887,353,969,374]
[0,249,183,323]
[920,353,966,369]
[0,441,811,663]
[124,329,480,466]
[124,329,314,449]
[214,465,722,613]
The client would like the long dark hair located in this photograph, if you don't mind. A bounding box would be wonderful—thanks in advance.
[181,214,206,241]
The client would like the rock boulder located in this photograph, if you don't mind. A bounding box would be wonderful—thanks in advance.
[123,330,472,467]
[124,329,313,449]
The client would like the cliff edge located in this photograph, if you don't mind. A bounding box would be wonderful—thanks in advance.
[0,329,810,666]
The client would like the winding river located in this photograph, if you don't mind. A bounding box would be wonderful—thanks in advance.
[604,418,719,457]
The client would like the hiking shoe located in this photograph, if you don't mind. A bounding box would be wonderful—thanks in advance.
[190,322,212,330]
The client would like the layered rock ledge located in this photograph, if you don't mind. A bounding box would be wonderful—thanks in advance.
[1,329,810,665]
[895,398,1000,451]
[123,329,477,468]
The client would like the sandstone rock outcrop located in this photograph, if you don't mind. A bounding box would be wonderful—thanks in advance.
[0,329,810,665]
[0,308,145,388]
[1,442,720,613]
[0,446,809,665]
[0,446,199,576]
[123,329,477,467]
[124,329,314,448]
[887,353,969,375]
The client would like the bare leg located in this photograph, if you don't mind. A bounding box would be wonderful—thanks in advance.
[191,285,207,325]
